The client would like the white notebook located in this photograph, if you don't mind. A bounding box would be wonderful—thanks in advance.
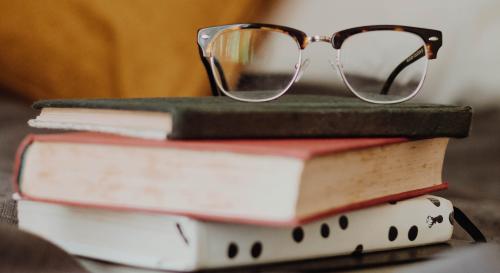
[18,195,454,271]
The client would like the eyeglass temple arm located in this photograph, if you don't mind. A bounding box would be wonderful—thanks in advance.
[197,45,229,96]
[380,46,426,95]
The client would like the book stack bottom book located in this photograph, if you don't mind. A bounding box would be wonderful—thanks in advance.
[18,195,453,271]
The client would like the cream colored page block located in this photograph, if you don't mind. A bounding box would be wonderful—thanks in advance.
[29,108,172,140]
[21,142,303,221]
[297,138,448,217]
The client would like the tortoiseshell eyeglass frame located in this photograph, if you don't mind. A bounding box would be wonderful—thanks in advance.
[197,23,442,104]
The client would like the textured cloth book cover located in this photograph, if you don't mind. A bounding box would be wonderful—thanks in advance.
[30,95,472,139]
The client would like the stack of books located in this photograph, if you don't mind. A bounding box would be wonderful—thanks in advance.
[14,95,471,271]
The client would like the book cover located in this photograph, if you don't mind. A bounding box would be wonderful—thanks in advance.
[30,95,472,139]
[13,133,448,226]
[17,195,454,271]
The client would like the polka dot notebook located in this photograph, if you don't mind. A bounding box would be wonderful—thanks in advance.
[18,195,453,271]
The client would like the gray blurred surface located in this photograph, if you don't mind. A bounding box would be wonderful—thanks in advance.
[401,243,500,273]
[0,223,88,273]
[0,94,499,242]
[0,95,34,225]
[441,108,500,242]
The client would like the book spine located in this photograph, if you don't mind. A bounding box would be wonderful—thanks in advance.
[170,108,472,139]
[192,219,208,270]
[11,134,36,197]
[199,195,453,269]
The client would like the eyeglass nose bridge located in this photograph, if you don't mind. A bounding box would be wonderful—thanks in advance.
[306,35,333,45]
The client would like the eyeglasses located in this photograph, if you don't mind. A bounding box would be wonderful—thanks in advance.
[197,24,442,104]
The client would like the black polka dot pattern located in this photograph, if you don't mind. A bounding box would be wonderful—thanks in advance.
[320,223,330,238]
[292,227,304,243]
[352,244,363,256]
[408,226,418,241]
[339,215,348,230]
[220,196,451,261]
[388,226,398,241]
[227,242,238,259]
[251,241,262,258]
[427,197,441,207]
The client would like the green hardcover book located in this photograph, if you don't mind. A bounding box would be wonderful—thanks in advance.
[29,95,472,140]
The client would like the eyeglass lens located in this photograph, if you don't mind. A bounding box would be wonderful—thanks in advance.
[339,30,428,103]
[210,28,301,101]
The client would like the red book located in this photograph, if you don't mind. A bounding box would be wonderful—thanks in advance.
[13,133,448,226]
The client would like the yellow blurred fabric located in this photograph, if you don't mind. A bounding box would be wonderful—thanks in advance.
[0,0,272,100]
